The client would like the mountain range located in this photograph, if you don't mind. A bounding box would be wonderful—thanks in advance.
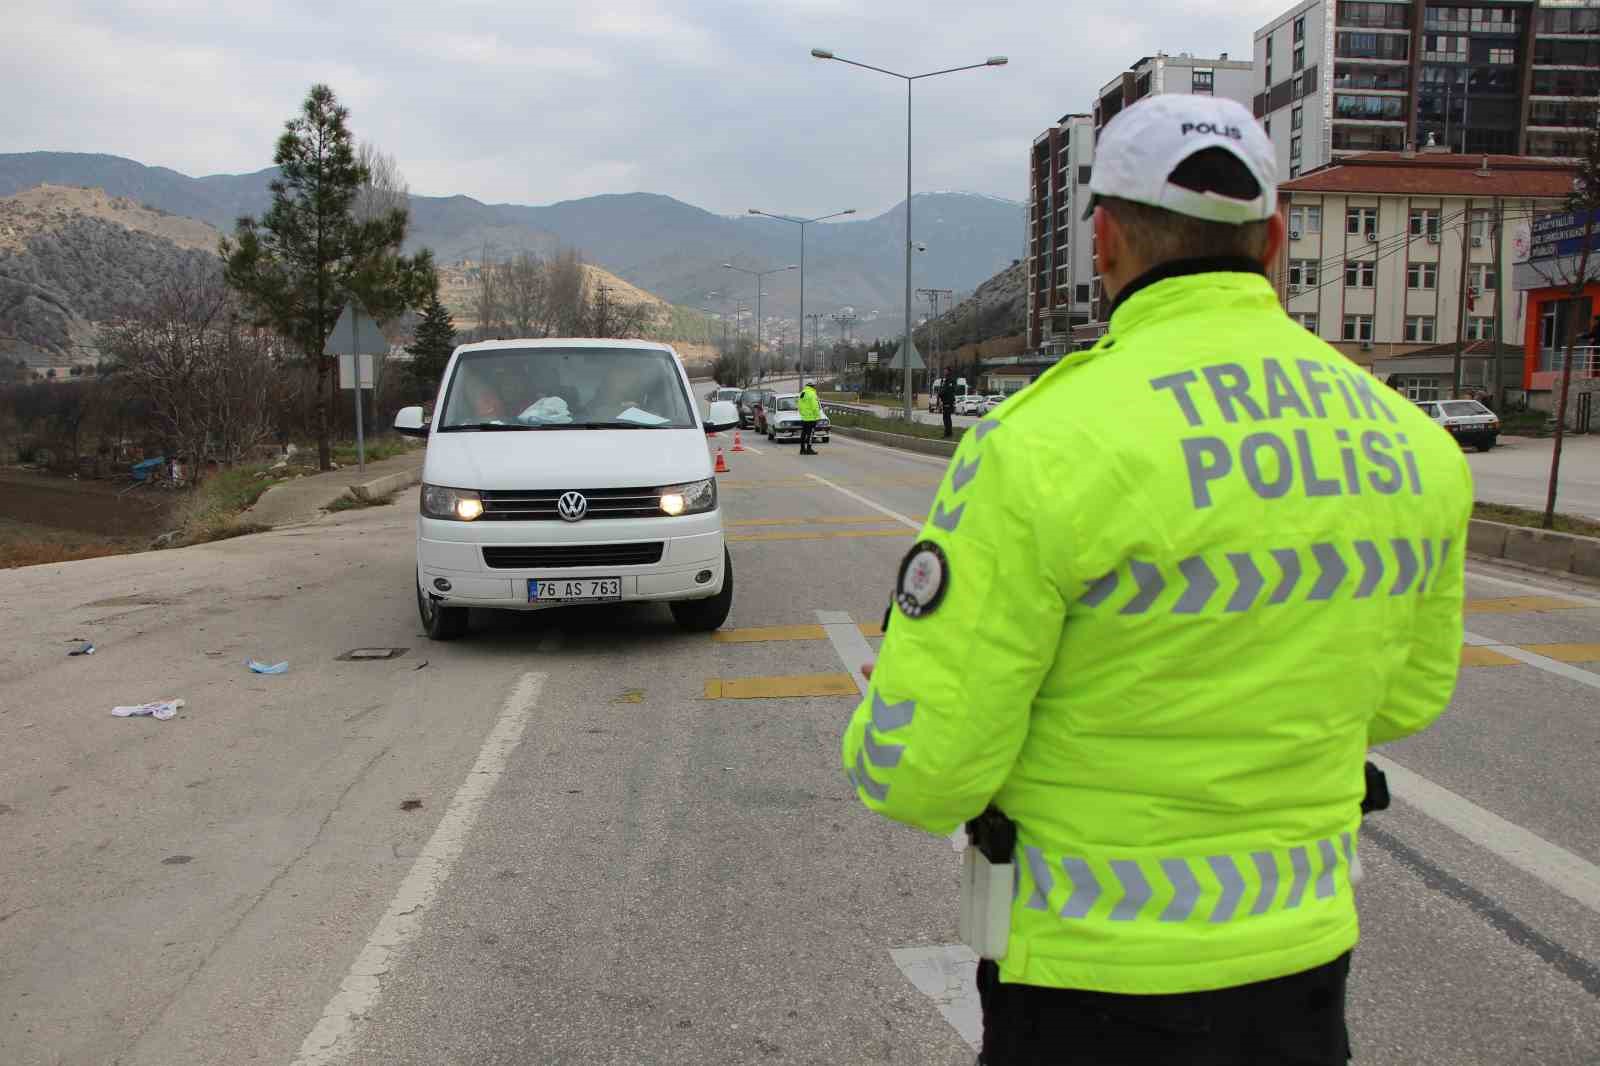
[0,152,1025,332]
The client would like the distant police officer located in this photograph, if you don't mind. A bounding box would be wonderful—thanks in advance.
[798,381,822,455]
[842,94,1472,1065]
[940,378,957,438]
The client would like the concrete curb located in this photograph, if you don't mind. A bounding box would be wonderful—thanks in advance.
[1467,518,1600,580]
[348,469,421,502]
[830,426,960,459]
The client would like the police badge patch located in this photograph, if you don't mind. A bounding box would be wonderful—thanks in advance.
[895,540,949,618]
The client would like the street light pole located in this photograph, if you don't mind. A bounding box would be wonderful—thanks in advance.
[748,207,855,384]
[724,262,797,385]
[811,48,1008,419]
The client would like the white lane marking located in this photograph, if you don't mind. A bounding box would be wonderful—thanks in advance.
[1371,753,1600,914]
[736,441,765,455]
[291,672,548,1065]
[829,434,953,468]
[1464,567,1600,608]
[890,945,983,1051]
[804,473,923,531]
[816,608,873,697]
[1463,629,1600,690]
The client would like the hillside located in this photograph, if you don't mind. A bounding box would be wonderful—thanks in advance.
[911,260,1029,361]
[0,153,1025,330]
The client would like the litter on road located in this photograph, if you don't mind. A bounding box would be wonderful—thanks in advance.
[110,698,185,721]
[68,643,95,656]
[246,659,289,674]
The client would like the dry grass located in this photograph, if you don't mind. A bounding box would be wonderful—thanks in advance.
[0,518,135,569]
[1474,501,1600,538]
[325,489,396,513]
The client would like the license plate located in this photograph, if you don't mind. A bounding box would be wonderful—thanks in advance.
[528,578,622,603]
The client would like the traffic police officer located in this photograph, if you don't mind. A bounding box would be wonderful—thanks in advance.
[940,377,958,438]
[798,381,822,455]
[842,94,1473,1064]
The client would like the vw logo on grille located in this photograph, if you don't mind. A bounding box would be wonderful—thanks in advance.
[557,491,589,522]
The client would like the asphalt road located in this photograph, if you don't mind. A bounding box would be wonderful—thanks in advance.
[2,431,1598,1065]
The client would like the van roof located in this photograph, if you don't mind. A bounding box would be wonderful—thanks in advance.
[451,338,678,356]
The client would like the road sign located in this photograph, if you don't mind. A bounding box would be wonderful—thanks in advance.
[339,353,376,390]
[324,299,385,474]
[886,339,925,370]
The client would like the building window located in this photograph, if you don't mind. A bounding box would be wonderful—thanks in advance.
[1470,208,1491,243]
[1409,208,1440,238]
[1290,163,1302,178]
[1266,35,1274,58]
[1343,314,1374,342]
[1265,61,1273,84]
[1470,264,1498,294]
[1293,313,1319,334]
[1192,69,1215,94]
[1466,316,1496,340]
[1404,315,1437,343]
[1488,47,1514,65]
[1293,76,1306,100]
[1290,204,1322,235]
[1075,283,1090,303]
[1407,263,1438,290]
[1289,259,1320,287]
[1291,135,1303,161]
[1078,165,1091,184]
[1397,376,1439,401]
[1345,260,1376,288]
[1294,45,1306,71]
[1292,105,1303,131]
[1346,207,1378,237]
[1294,15,1305,41]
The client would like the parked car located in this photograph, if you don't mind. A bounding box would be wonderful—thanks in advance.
[1416,398,1500,451]
[955,394,985,416]
[706,386,742,408]
[766,393,831,444]
[980,394,1007,413]
[738,388,775,430]
[395,339,741,640]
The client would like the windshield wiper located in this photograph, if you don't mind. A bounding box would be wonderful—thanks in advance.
[438,422,538,432]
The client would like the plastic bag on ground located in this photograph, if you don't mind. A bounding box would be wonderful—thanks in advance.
[111,698,185,721]
[246,660,289,674]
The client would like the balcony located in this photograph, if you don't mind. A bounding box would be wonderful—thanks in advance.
[1541,346,1600,375]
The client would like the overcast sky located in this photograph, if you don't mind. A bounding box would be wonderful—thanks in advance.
[5,0,1286,218]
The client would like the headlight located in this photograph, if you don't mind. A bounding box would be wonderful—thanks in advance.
[658,478,716,516]
[421,484,484,521]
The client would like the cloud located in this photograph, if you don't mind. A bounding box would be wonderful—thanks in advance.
[3,0,1288,216]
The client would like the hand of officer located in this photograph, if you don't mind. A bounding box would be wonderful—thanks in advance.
[860,661,875,682]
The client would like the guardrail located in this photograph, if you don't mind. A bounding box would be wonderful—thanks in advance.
[1541,347,1600,375]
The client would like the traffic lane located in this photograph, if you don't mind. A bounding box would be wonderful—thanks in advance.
[339,471,976,1065]
[1347,818,1600,1065]
[1466,434,1600,519]
[0,503,538,1066]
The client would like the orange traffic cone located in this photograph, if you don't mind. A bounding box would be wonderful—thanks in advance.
[714,446,730,474]
[732,430,746,453]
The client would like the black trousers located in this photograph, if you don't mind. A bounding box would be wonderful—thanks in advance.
[800,419,817,450]
[976,953,1352,1066]
[943,407,954,436]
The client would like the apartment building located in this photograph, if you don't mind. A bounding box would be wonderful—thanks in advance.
[1277,149,1573,399]
[1026,114,1094,352]
[1256,1,1600,177]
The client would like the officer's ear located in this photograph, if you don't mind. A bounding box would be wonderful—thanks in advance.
[1260,210,1287,273]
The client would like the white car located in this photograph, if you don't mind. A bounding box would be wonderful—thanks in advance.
[956,394,985,416]
[1416,398,1500,451]
[980,394,1006,413]
[394,339,741,640]
[706,386,743,408]
[766,393,831,444]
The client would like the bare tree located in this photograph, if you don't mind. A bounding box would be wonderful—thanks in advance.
[354,142,410,238]
[587,281,656,339]
[499,251,547,337]
[99,262,281,471]
[545,248,588,336]
[1526,108,1600,529]
[473,241,502,339]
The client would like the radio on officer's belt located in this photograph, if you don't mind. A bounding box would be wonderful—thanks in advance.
[960,807,1016,961]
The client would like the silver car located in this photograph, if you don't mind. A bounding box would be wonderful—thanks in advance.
[766,393,831,444]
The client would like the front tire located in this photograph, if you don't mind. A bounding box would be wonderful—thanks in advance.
[417,575,469,640]
[670,548,733,632]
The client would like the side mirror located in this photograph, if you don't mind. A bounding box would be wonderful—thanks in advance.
[703,399,739,434]
[394,406,429,438]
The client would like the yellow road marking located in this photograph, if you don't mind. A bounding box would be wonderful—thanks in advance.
[728,529,913,543]
[727,515,900,527]
[1462,646,1520,667]
[713,622,886,643]
[1517,643,1600,664]
[703,673,861,699]
[1464,596,1587,615]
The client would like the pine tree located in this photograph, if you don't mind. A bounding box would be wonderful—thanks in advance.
[221,84,434,470]
[407,285,457,397]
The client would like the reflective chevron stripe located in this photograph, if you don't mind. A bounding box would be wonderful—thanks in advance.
[1082,538,1450,615]
[1020,836,1356,924]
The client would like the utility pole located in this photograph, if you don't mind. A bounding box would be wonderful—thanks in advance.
[1492,196,1507,411]
[917,287,954,381]
[805,313,825,375]
[1453,198,1473,399]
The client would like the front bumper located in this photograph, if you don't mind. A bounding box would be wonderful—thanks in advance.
[417,512,726,609]
[772,422,831,442]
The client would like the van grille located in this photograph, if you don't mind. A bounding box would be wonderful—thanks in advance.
[479,487,662,521]
[481,543,665,569]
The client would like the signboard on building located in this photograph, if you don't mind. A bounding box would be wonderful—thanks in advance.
[1528,210,1600,262]
[1515,210,1600,291]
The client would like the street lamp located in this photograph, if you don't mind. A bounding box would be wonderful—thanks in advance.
[724,262,797,383]
[811,47,1007,418]
[748,207,855,385]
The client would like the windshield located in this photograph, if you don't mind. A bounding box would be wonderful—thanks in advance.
[1442,401,1492,417]
[439,347,695,430]
[776,396,799,412]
